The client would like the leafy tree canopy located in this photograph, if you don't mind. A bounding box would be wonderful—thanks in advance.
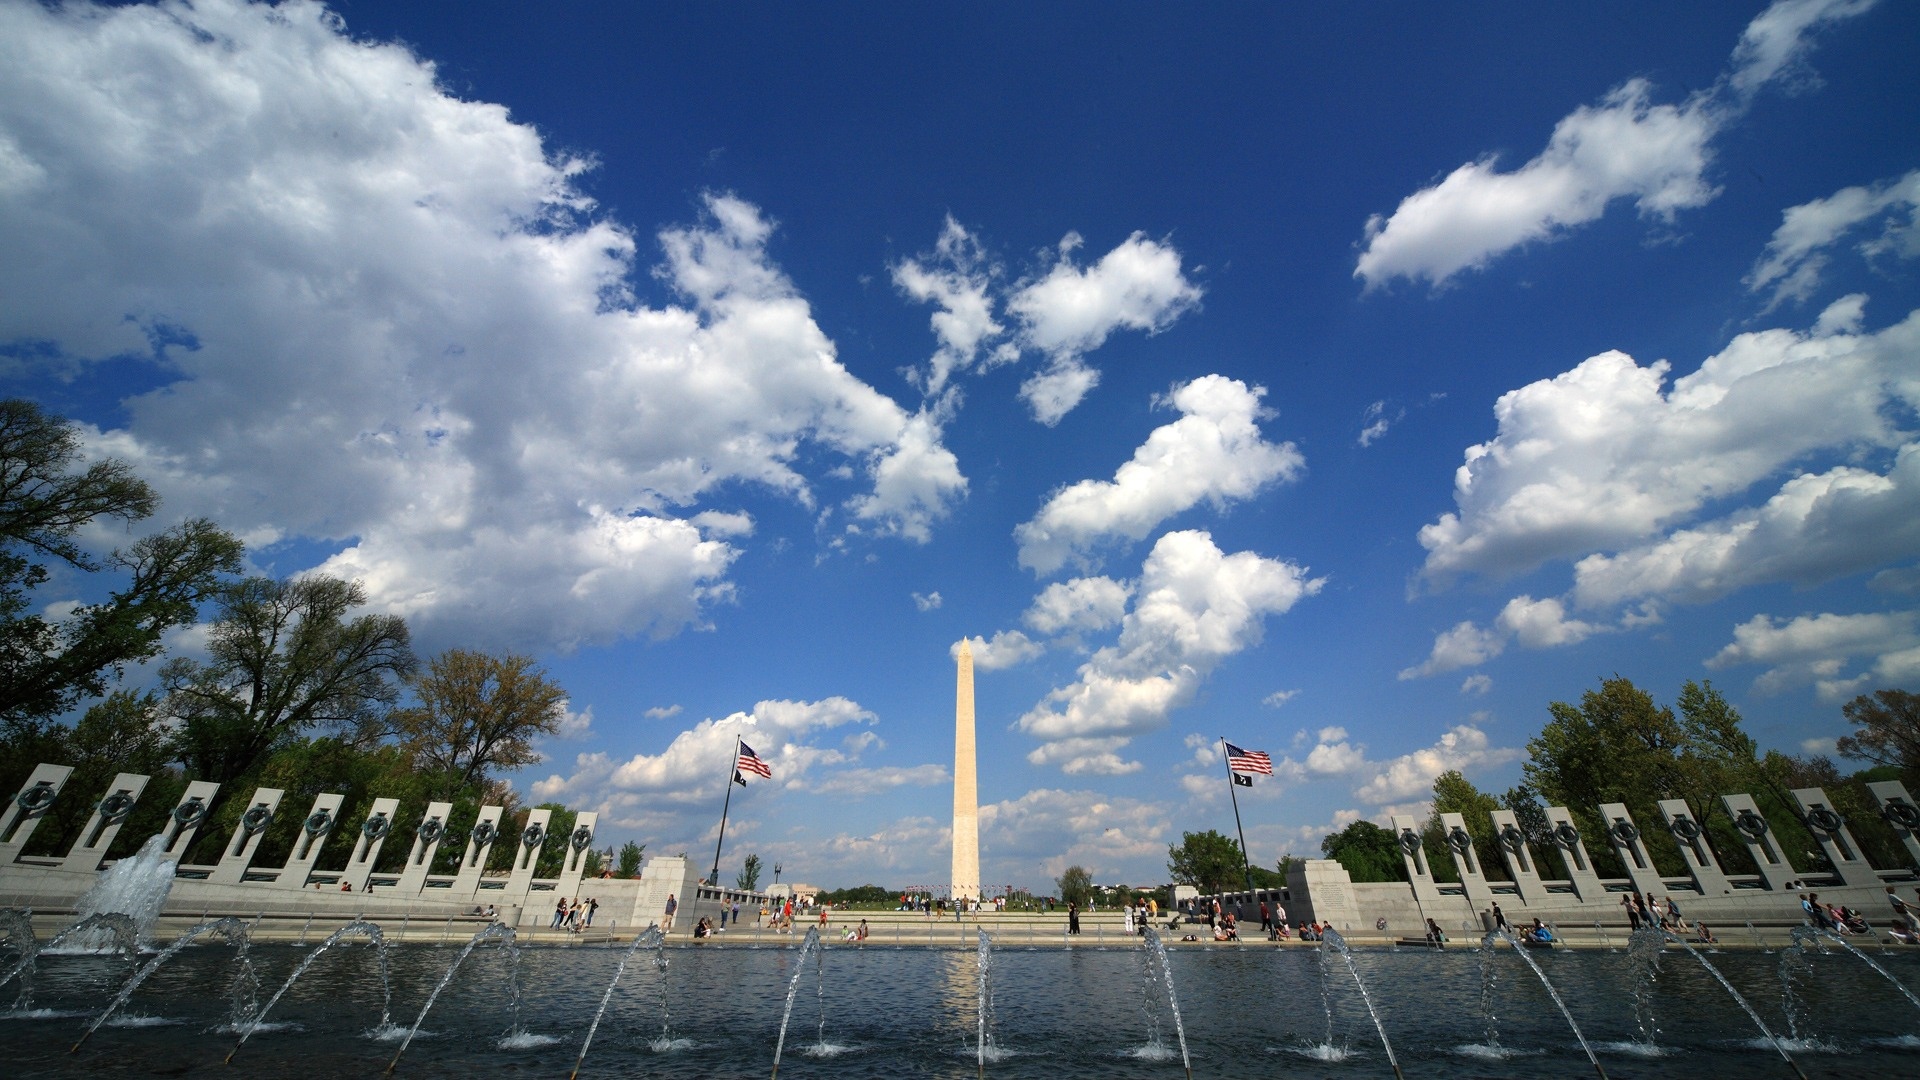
[1166,829,1244,894]
[1056,864,1094,907]
[1320,820,1406,883]
[163,575,415,789]
[393,649,567,800]
[0,399,242,732]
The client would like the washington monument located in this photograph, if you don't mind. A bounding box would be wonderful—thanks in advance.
[952,638,979,902]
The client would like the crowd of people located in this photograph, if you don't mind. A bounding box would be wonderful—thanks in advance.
[547,895,599,931]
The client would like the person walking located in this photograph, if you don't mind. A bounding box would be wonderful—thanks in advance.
[662,893,677,932]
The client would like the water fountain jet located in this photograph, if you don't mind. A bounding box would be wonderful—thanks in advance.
[73,916,254,1052]
[1319,926,1403,1080]
[567,924,664,1080]
[226,920,390,1063]
[1487,928,1608,1078]
[1658,927,1808,1079]
[389,921,518,1073]
[770,926,823,1079]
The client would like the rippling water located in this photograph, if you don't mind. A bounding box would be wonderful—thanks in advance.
[6,939,1919,1077]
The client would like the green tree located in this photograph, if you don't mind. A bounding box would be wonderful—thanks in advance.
[1056,864,1094,908]
[736,852,763,891]
[1836,689,1920,774]
[1319,820,1406,883]
[1166,829,1245,894]
[1522,677,1703,876]
[162,575,416,790]
[393,649,569,800]
[0,399,243,750]
[617,840,645,878]
[1429,770,1508,881]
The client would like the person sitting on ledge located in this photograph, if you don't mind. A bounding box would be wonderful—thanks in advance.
[1693,923,1717,945]
[1269,918,1290,942]
[1298,921,1319,942]
[1526,918,1554,944]
[1425,918,1446,947]
[693,917,713,939]
[1212,918,1237,942]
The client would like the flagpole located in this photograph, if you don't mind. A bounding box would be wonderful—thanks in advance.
[710,735,742,887]
[1221,737,1255,895]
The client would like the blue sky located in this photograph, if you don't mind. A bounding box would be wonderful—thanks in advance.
[3,1,1917,892]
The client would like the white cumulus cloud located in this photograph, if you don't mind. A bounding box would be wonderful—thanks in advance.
[1418,306,1920,588]
[1706,609,1920,700]
[1747,168,1920,309]
[1014,375,1302,575]
[1355,725,1524,804]
[0,0,965,650]
[1017,530,1320,772]
[1354,0,1874,289]
[954,630,1047,671]
[1023,576,1133,637]
[1007,232,1202,424]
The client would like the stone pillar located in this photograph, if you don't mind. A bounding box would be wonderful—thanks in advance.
[395,801,454,894]
[951,639,980,904]
[1597,803,1667,899]
[1655,798,1731,897]
[161,781,221,860]
[1488,809,1548,904]
[0,763,74,865]
[1287,858,1362,933]
[1437,812,1495,912]
[1389,814,1448,913]
[208,787,286,885]
[1792,787,1881,888]
[505,806,554,899]
[339,797,401,892]
[1543,806,1606,901]
[1719,794,1797,890]
[452,805,505,896]
[59,772,150,873]
[276,792,345,890]
[556,811,598,897]
[1865,780,1920,870]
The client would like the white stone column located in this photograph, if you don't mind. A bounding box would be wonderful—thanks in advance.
[1597,802,1667,899]
[161,781,221,860]
[1438,813,1494,910]
[452,805,505,897]
[556,811,598,897]
[0,763,74,865]
[1655,798,1730,897]
[1543,806,1606,901]
[1389,814,1447,913]
[951,640,980,904]
[340,797,401,892]
[209,787,285,885]
[276,793,345,890]
[505,807,554,900]
[1792,787,1881,888]
[59,772,150,873]
[1488,809,1548,904]
[1866,780,1920,870]
[395,801,455,894]
[1719,794,1797,890]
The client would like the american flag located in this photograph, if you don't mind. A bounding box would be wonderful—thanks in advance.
[737,742,773,779]
[1225,742,1272,775]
